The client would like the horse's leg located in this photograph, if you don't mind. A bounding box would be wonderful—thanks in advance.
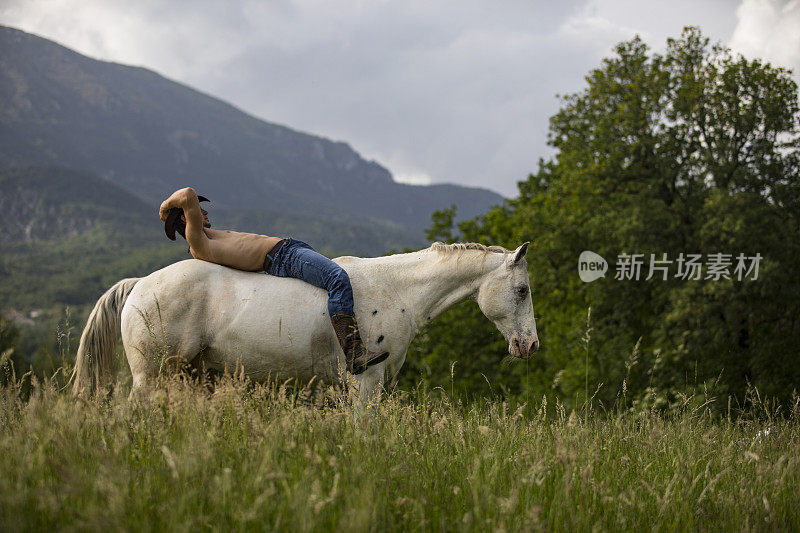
[124,343,161,400]
[386,351,407,391]
[122,298,203,400]
[129,372,154,400]
[356,363,386,404]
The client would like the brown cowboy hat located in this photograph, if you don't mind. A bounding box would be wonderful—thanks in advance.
[164,195,210,241]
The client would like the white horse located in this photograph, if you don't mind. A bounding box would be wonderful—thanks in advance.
[73,242,539,400]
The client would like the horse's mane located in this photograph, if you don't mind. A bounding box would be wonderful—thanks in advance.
[429,242,509,255]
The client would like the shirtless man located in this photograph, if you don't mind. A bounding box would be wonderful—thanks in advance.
[158,187,388,375]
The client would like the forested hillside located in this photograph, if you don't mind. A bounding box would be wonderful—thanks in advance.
[0,166,420,310]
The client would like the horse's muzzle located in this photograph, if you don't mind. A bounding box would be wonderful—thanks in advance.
[509,335,539,359]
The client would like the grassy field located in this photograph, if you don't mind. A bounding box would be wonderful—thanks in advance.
[1,372,798,532]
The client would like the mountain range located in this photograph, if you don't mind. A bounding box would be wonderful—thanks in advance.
[0,25,502,241]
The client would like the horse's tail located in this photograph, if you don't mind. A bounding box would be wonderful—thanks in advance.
[72,278,140,396]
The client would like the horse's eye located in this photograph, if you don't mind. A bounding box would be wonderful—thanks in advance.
[516,286,528,297]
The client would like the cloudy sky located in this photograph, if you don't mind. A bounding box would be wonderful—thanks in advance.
[2,0,799,196]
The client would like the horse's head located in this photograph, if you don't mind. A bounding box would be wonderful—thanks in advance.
[475,242,539,358]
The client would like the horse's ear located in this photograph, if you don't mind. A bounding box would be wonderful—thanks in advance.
[512,242,530,264]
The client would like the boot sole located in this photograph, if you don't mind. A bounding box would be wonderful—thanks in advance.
[351,351,390,375]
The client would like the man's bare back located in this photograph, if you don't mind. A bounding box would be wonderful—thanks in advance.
[158,186,389,374]
[159,187,282,271]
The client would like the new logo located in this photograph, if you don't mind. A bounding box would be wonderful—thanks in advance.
[578,251,608,282]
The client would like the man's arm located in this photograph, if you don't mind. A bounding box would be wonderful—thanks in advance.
[158,187,212,259]
[159,187,194,220]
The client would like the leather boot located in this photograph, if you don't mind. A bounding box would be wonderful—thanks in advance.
[331,314,389,375]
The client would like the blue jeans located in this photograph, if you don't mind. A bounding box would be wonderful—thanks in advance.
[266,238,355,317]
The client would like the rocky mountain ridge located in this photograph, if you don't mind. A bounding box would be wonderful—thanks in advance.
[0,25,502,235]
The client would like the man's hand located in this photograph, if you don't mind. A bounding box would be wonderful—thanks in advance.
[158,201,173,222]
[158,203,173,222]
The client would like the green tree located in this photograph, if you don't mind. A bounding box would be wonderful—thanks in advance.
[425,205,458,243]
[404,28,800,410]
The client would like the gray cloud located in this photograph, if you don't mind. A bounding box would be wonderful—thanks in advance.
[0,1,760,196]
[729,0,800,82]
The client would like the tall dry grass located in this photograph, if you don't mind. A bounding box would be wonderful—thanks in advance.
[1,368,799,532]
